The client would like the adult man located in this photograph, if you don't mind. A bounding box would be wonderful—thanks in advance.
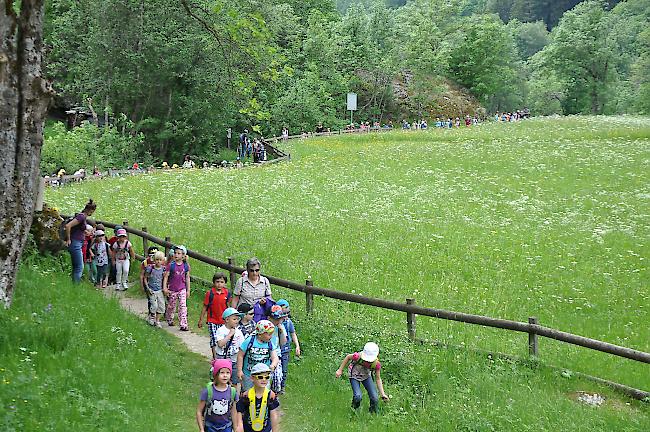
[239,129,249,160]
[232,258,271,308]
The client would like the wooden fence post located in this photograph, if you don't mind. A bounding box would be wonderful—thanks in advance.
[305,279,314,314]
[529,317,539,357]
[228,257,236,293]
[141,227,149,256]
[164,236,171,258]
[122,219,128,228]
[406,298,417,340]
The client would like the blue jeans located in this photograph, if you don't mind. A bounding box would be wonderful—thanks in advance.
[68,239,84,283]
[281,351,290,389]
[350,377,378,412]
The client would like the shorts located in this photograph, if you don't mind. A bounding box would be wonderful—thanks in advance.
[149,290,165,314]
[208,322,220,348]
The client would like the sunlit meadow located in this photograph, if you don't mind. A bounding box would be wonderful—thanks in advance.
[46,116,649,397]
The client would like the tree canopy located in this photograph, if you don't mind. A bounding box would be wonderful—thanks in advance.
[42,0,650,166]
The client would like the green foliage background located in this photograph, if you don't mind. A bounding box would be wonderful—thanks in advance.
[43,0,650,166]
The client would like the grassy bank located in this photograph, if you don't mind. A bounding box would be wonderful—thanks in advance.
[280,308,648,431]
[45,116,649,392]
[0,256,207,431]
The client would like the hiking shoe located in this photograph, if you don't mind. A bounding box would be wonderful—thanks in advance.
[147,317,155,326]
[155,321,163,328]
[167,320,174,326]
[180,326,189,332]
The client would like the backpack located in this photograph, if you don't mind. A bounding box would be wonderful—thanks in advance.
[203,382,236,423]
[354,355,379,372]
[168,261,190,284]
[58,214,77,241]
[112,240,132,260]
[169,260,190,275]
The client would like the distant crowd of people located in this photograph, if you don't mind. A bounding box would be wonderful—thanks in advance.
[238,130,268,163]
[494,108,530,122]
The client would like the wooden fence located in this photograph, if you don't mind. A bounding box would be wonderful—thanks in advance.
[87,219,650,375]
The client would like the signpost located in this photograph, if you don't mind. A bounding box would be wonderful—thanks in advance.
[347,93,357,127]
[226,128,232,149]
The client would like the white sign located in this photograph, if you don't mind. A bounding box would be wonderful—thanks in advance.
[347,93,357,111]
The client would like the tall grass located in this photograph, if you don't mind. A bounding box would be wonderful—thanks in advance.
[45,116,649,393]
[0,255,208,431]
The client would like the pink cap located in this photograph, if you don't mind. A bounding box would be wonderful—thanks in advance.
[116,228,127,237]
[211,359,232,377]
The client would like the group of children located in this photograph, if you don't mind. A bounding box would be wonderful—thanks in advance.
[133,247,389,431]
[189,268,388,431]
[139,244,192,330]
[80,227,191,333]
[189,268,300,431]
[80,224,136,290]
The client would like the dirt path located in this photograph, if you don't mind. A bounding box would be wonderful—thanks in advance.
[106,285,213,359]
[106,285,286,421]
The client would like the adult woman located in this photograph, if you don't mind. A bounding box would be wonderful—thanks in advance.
[232,257,271,308]
[64,199,96,282]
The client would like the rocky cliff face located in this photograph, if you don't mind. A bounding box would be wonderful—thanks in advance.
[30,204,66,255]
[391,72,485,120]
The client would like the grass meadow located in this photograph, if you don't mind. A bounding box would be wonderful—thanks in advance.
[0,255,207,431]
[43,116,650,429]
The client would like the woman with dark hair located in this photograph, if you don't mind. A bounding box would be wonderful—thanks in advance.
[64,199,97,282]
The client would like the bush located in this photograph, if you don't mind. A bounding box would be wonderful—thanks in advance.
[41,122,146,175]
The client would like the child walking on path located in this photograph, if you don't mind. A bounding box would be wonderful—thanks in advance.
[214,308,245,390]
[335,342,389,413]
[198,273,232,357]
[83,224,95,283]
[235,363,280,432]
[91,230,109,288]
[143,251,167,328]
[163,245,191,331]
[267,306,287,394]
[196,359,239,432]
[140,246,164,323]
[277,299,300,393]
[111,228,135,290]
[237,320,279,392]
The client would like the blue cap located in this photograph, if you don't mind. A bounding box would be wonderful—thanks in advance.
[276,299,290,308]
[222,307,243,320]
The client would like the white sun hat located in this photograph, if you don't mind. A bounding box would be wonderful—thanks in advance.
[361,342,379,362]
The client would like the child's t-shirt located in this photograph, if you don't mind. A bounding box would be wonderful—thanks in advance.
[280,318,295,354]
[92,241,109,266]
[166,261,190,292]
[83,235,93,263]
[204,287,230,325]
[238,319,256,339]
[236,390,279,432]
[239,335,276,376]
[215,326,245,361]
[112,240,131,261]
[199,384,238,429]
[348,352,381,382]
[145,266,166,291]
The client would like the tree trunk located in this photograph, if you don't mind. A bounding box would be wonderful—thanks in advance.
[87,97,99,126]
[0,0,53,308]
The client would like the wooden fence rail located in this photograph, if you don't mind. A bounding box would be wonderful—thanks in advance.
[85,218,650,368]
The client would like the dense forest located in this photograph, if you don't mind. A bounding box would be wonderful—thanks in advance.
[43,0,649,166]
